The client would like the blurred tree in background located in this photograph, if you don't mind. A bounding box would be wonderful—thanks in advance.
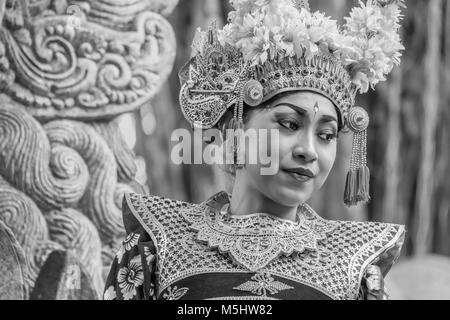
[129,0,450,258]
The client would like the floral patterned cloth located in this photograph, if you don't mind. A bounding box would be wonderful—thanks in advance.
[103,196,158,300]
[104,230,157,300]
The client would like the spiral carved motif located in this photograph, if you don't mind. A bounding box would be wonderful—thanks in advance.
[0,102,90,210]
[0,220,29,300]
[0,176,71,289]
[44,119,126,242]
[0,181,49,253]
[87,0,179,28]
[0,0,178,299]
[0,0,177,120]
[0,180,50,288]
[0,100,145,295]
[45,208,104,295]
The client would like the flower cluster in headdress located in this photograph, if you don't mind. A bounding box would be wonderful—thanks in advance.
[216,0,405,93]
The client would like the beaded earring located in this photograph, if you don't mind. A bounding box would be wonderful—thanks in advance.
[344,106,371,207]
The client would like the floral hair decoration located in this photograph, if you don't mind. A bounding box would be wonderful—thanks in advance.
[179,0,406,206]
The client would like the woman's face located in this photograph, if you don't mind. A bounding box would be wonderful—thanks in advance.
[239,91,339,207]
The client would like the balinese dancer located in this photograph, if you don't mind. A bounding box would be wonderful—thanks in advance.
[104,0,406,300]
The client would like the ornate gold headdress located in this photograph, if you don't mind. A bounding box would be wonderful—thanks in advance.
[179,0,406,206]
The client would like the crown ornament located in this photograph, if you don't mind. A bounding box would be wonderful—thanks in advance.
[179,0,406,206]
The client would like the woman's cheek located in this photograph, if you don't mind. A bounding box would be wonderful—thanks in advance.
[317,144,337,186]
[255,128,282,174]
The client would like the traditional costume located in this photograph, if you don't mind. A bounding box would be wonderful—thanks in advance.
[104,0,406,300]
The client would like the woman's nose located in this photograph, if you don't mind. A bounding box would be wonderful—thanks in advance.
[292,133,318,163]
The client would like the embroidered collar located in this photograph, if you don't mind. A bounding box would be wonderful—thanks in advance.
[181,192,338,272]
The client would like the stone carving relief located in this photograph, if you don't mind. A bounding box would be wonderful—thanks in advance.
[0,0,177,299]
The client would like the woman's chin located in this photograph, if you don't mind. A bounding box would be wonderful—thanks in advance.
[269,185,313,208]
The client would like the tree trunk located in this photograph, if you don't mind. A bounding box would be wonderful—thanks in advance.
[413,0,442,256]
[383,67,403,224]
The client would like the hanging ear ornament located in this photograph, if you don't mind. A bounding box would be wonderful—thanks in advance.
[228,79,264,169]
[344,106,371,207]
[243,80,264,107]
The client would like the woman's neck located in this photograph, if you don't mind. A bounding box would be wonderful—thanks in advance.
[229,172,298,222]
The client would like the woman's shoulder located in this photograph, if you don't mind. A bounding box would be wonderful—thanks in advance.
[338,219,405,249]
[327,218,406,278]
[120,191,215,243]
[122,192,191,230]
[333,219,406,246]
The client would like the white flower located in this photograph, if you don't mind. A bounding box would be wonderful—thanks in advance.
[342,0,405,91]
[238,26,271,65]
[123,233,140,251]
[117,255,144,300]
[205,0,405,93]
[191,28,207,57]
[103,286,117,300]
[115,233,139,264]
[223,2,345,65]
[352,71,370,94]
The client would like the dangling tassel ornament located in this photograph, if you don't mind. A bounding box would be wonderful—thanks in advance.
[344,106,371,207]
[227,85,245,169]
[227,79,264,169]
[229,108,245,168]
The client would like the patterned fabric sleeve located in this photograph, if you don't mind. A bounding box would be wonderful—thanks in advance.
[103,195,158,300]
[358,227,406,300]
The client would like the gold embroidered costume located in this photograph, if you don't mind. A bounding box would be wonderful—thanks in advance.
[104,192,404,300]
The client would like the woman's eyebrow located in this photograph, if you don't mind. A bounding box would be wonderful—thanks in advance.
[318,115,338,125]
[272,103,307,116]
[272,103,338,125]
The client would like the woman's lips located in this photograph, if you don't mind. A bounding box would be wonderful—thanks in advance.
[282,168,316,183]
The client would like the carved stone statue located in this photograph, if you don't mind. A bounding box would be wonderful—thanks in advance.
[0,0,177,299]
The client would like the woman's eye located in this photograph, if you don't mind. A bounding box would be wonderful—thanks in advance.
[279,119,300,131]
[318,132,338,142]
